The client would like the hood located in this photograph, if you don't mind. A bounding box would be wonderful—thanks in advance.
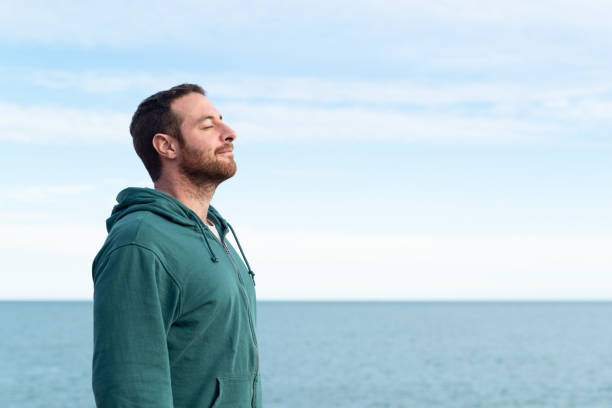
[107,187,229,233]
[107,187,198,232]
[106,187,254,282]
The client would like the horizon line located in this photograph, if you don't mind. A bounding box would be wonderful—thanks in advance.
[2,298,612,303]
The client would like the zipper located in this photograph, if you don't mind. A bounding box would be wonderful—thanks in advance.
[221,239,260,407]
[204,225,259,407]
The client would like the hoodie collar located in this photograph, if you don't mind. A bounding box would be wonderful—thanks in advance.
[107,187,229,236]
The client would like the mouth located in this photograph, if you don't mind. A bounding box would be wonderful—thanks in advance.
[217,148,234,157]
[216,144,233,154]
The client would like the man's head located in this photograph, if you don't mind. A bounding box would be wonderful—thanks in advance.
[130,83,236,184]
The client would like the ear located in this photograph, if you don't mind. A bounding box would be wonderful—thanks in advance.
[152,133,178,160]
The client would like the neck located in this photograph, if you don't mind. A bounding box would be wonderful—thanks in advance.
[154,174,218,223]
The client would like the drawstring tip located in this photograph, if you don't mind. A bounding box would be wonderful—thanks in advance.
[249,270,256,285]
[211,256,219,263]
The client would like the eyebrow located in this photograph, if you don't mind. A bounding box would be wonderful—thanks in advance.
[196,114,223,124]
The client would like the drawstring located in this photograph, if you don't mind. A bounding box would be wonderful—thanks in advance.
[227,222,256,285]
[195,223,219,263]
[193,214,254,285]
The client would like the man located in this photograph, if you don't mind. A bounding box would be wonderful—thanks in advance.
[92,84,261,407]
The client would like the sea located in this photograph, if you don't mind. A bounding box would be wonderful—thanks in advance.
[1,301,612,407]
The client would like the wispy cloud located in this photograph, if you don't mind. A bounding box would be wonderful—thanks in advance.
[18,69,612,134]
[226,103,554,143]
[0,102,129,143]
[0,100,563,144]
[8,66,612,146]
[4,184,96,202]
[7,69,612,145]
[27,70,164,94]
[3,93,607,145]
[2,1,612,48]
[21,69,612,108]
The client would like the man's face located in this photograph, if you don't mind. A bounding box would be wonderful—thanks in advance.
[170,92,237,184]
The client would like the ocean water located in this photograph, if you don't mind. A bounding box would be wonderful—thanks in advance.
[1,302,612,407]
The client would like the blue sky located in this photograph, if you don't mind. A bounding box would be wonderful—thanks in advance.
[1,0,611,300]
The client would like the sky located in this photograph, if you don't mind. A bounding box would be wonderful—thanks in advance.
[1,0,611,300]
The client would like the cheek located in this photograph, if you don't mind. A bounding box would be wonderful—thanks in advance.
[187,143,213,158]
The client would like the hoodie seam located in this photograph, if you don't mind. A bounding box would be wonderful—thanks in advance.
[129,211,187,305]
[105,243,184,320]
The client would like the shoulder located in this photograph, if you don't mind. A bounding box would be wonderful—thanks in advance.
[107,209,191,248]
[94,211,173,269]
[93,209,204,280]
[92,231,184,298]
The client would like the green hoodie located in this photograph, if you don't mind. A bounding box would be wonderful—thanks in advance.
[92,187,261,407]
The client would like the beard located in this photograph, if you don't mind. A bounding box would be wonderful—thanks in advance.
[178,143,237,186]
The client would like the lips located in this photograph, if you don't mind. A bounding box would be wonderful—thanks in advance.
[216,145,233,155]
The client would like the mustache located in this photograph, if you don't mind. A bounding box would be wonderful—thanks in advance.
[215,144,234,154]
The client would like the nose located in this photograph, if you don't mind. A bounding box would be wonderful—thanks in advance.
[221,122,236,143]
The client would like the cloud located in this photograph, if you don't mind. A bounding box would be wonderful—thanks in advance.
[234,230,612,300]
[0,210,107,299]
[0,102,129,143]
[1,1,612,88]
[3,184,96,202]
[226,103,552,143]
[27,70,164,94]
[20,69,612,107]
[3,211,611,300]
[0,100,559,144]
[6,70,612,145]
[2,0,612,48]
[419,0,612,26]
[19,69,612,127]
[0,219,105,300]
[2,219,104,255]
[2,93,606,146]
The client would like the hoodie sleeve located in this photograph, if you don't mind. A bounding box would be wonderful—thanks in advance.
[92,244,181,408]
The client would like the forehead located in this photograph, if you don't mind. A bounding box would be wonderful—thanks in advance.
[170,92,219,124]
